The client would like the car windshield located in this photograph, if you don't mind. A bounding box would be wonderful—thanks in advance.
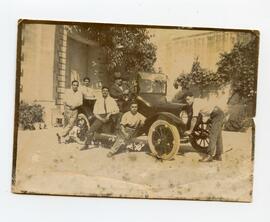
[139,79,166,94]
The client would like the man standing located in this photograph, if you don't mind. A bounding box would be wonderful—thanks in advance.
[82,86,119,149]
[184,92,225,162]
[107,101,146,157]
[80,77,96,117]
[57,80,83,143]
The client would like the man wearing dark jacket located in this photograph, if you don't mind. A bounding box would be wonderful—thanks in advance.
[109,77,127,100]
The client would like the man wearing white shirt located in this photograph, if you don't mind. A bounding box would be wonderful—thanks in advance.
[57,80,83,143]
[82,86,119,149]
[107,101,146,157]
[184,92,225,162]
[80,77,96,117]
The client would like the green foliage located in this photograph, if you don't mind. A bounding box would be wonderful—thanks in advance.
[174,58,221,94]
[19,102,44,130]
[69,25,157,77]
[174,37,258,102]
[217,37,259,102]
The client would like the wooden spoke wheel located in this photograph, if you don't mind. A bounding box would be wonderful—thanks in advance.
[148,120,180,160]
[189,121,210,153]
[76,113,90,142]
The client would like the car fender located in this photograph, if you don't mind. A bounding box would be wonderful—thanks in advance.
[144,112,187,133]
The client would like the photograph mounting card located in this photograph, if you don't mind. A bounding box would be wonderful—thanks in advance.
[12,19,259,202]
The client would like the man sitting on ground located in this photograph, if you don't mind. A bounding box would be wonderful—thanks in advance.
[107,101,146,157]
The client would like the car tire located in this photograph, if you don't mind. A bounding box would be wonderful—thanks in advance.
[148,119,180,160]
[189,121,210,154]
[76,113,90,142]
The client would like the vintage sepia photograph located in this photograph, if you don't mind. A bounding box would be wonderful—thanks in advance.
[12,20,259,202]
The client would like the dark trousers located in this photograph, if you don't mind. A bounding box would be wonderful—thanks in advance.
[81,99,95,117]
[85,113,120,145]
[207,107,225,157]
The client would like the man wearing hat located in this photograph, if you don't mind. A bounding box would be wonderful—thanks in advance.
[109,74,128,101]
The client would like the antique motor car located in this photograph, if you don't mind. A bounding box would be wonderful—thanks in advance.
[76,72,210,160]
[135,72,210,160]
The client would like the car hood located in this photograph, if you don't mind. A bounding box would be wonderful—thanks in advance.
[137,94,186,114]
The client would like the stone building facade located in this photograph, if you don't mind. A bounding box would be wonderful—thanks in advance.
[19,24,107,126]
[165,31,253,75]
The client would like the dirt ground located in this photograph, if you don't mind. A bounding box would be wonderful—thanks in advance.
[12,128,254,202]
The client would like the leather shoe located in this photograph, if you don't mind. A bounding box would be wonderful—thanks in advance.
[107,151,114,158]
[80,144,89,150]
[199,155,213,162]
[213,155,222,161]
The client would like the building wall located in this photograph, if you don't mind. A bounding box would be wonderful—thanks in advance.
[166,31,253,76]
[157,30,253,99]
[55,25,107,108]
[20,24,57,127]
[20,24,56,103]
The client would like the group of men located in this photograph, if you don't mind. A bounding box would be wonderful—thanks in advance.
[57,76,225,162]
[57,76,146,157]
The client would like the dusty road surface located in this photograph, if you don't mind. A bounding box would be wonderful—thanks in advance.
[13,128,254,202]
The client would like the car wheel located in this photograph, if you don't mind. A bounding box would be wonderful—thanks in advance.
[148,119,180,160]
[76,113,90,142]
[189,121,210,153]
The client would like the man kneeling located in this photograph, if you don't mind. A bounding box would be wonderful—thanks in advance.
[107,101,146,157]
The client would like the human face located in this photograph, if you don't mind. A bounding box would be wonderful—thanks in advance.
[115,79,122,86]
[186,96,194,106]
[72,81,79,92]
[130,104,138,114]
[102,88,109,98]
[84,79,90,87]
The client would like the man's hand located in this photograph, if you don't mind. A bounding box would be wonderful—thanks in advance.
[103,117,110,123]
[95,114,107,123]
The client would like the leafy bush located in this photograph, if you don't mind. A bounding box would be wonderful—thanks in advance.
[67,25,157,78]
[19,102,44,130]
[216,37,259,103]
[174,58,222,97]
[174,37,258,105]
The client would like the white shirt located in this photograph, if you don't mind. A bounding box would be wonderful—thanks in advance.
[64,89,83,108]
[93,95,119,115]
[121,111,146,128]
[80,86,96,100]
[192,98,218,117]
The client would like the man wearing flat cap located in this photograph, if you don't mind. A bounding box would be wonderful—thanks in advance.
[109,74,128,100]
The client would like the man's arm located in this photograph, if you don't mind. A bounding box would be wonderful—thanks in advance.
[95,114,107,123]
[109,85,122,99]
[184,116,198,135]
[107,97,120,116]
[120,124,130,139]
